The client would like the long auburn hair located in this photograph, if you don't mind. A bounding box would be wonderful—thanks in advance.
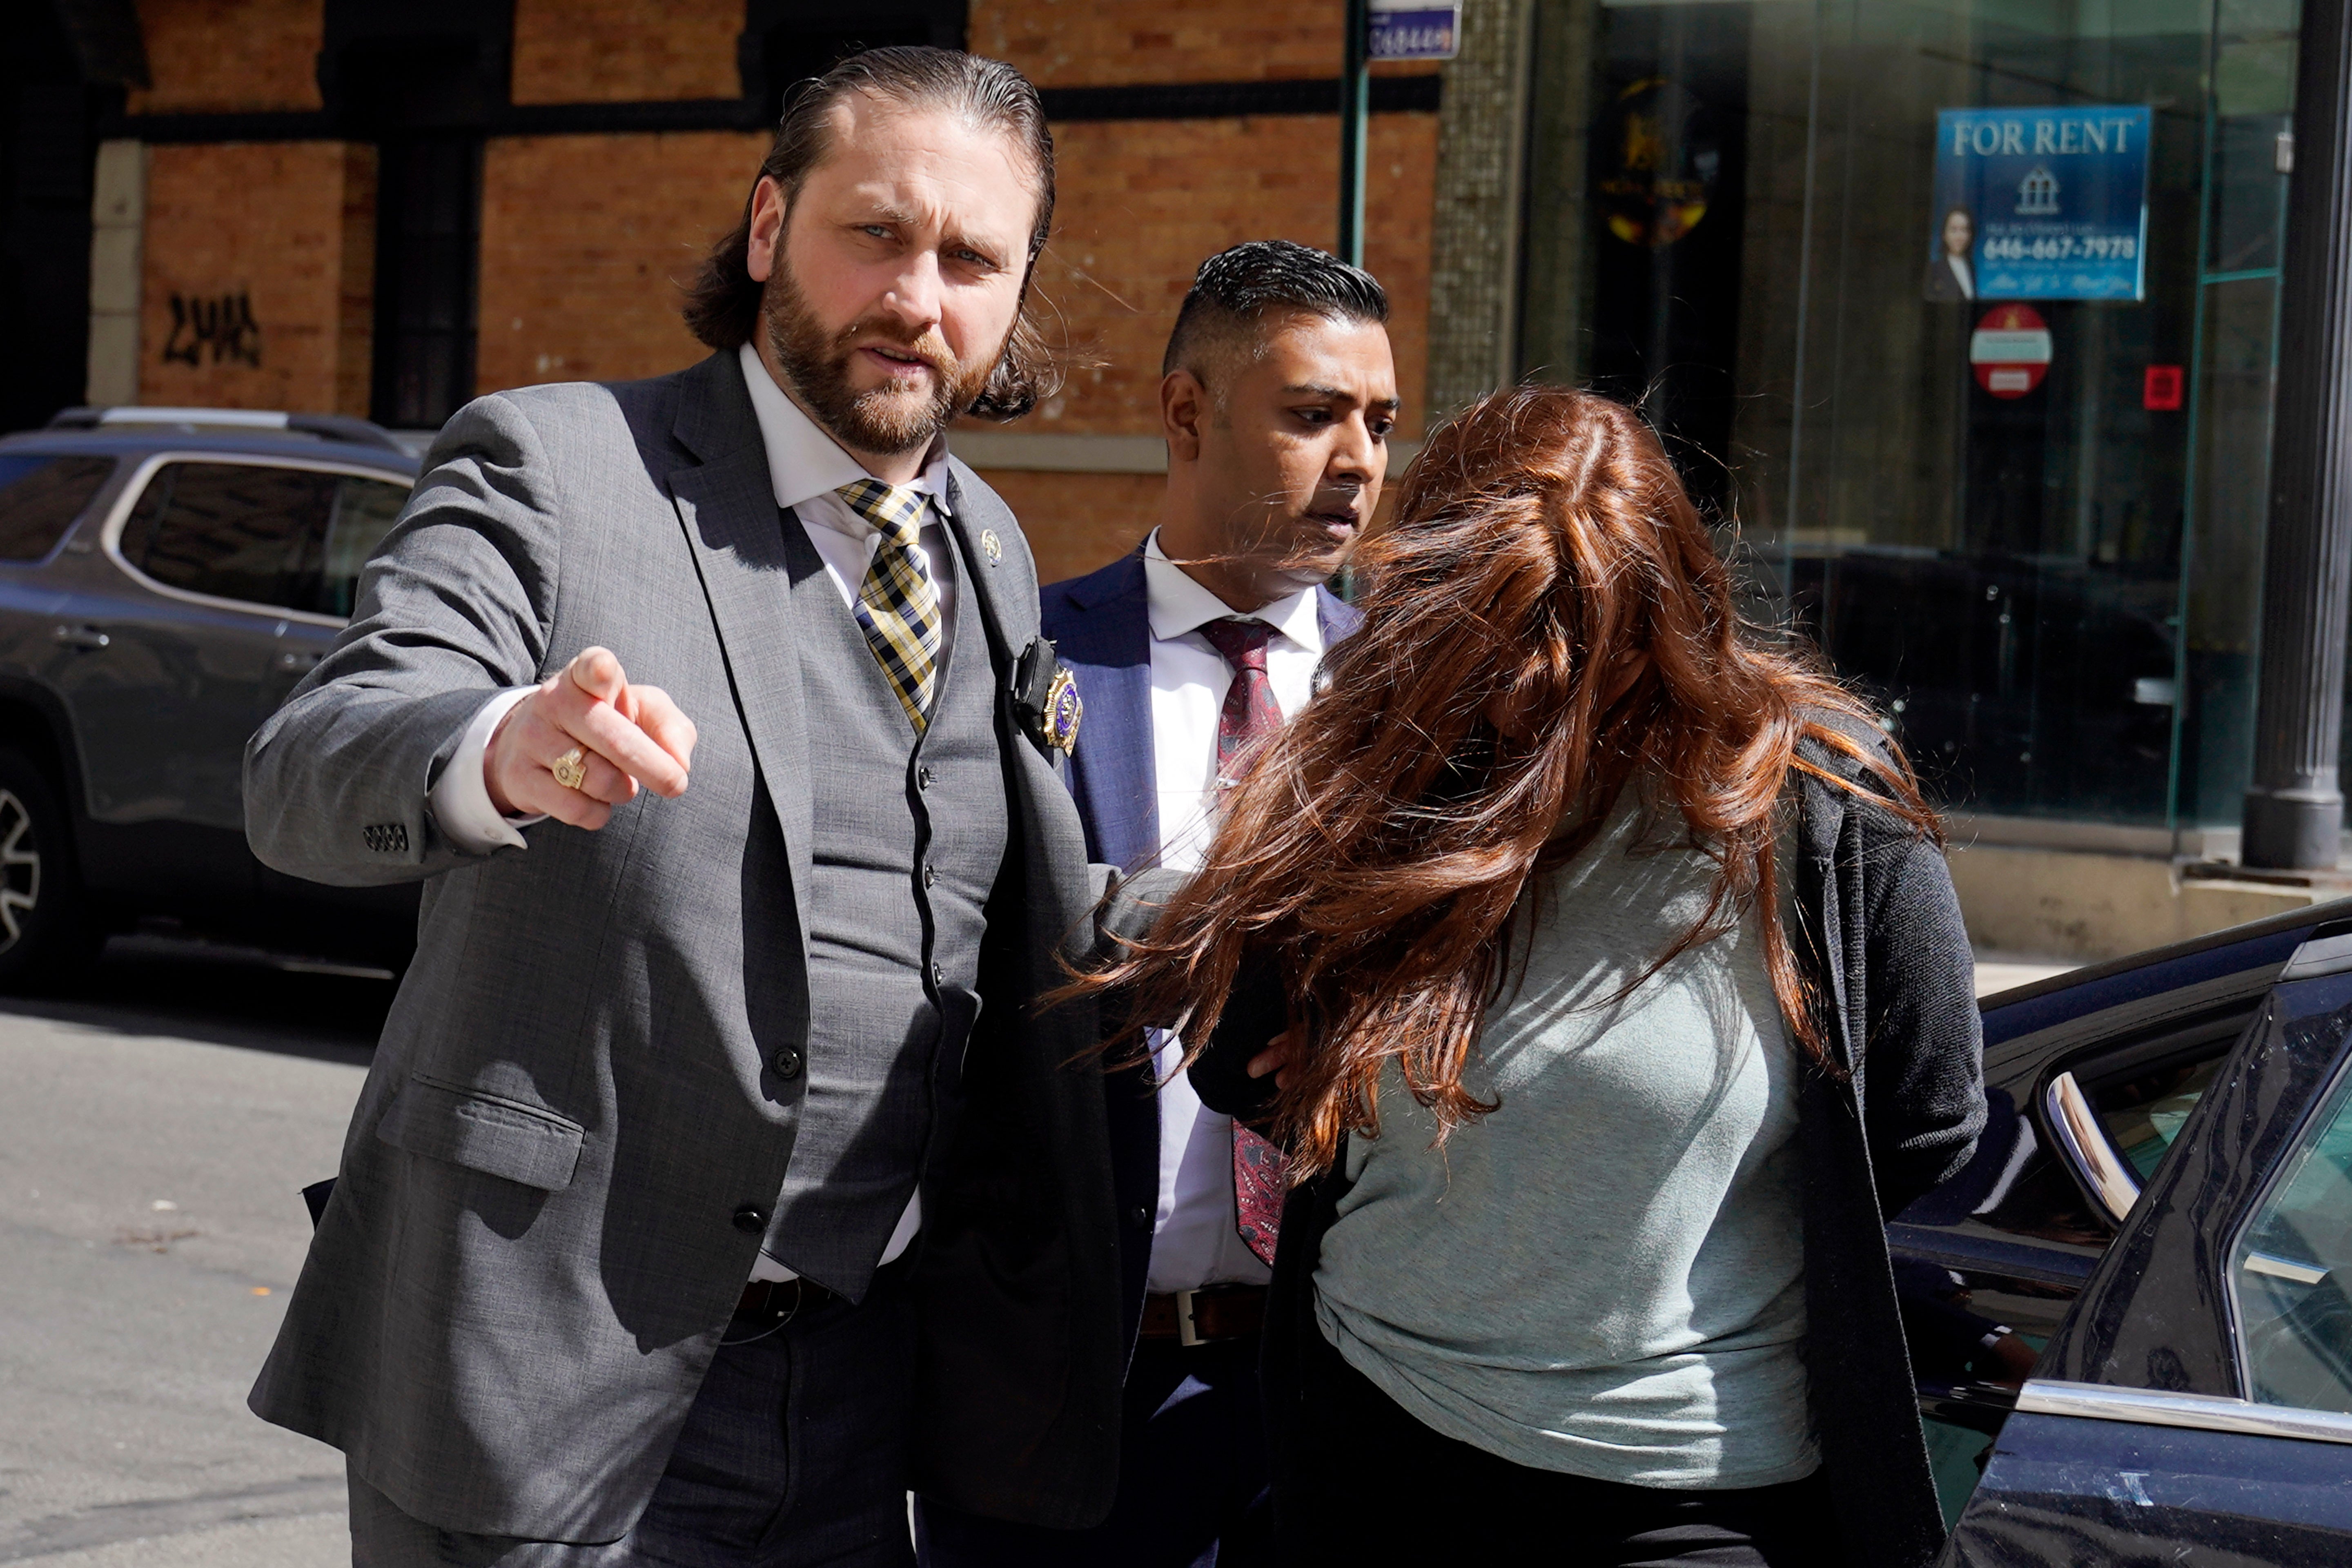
[1089,386,1938,1181]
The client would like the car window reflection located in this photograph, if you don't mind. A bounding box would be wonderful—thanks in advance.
[2233,1064,2352,1413]
[2094,1056,2225,1182]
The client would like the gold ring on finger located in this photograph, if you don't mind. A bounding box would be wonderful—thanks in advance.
[551,747,588,791]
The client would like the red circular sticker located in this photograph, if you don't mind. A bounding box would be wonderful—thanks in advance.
[1970,305,2052,399]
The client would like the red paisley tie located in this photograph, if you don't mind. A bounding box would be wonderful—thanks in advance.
[1197,617,1289,1266]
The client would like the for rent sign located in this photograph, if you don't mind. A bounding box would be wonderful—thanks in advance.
[1926,105,2151,302]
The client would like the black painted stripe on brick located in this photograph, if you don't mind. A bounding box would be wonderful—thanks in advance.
[112,74,1443,144]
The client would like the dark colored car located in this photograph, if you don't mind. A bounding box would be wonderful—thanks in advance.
[0,406,421,982]
[1907,900,2352,1562]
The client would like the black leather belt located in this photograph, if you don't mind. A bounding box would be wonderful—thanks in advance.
[1140,1285,1266,1346]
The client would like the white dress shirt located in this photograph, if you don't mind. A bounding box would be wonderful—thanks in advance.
[1139,527,1325,1293]
[428,342,953,1281]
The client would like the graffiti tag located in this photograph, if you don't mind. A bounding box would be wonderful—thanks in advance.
[162,292,261,368]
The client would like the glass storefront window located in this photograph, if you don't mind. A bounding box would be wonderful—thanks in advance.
[1519,0,2300,833]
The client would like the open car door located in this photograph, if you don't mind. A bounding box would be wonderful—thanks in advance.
[1940,922,2352,1564]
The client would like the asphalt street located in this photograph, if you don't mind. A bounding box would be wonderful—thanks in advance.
[0,938,390,1567]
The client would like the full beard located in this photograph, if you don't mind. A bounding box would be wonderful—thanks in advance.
[761,265,1000,457]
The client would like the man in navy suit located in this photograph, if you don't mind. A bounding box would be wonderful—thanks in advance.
[915,241,1397,1565]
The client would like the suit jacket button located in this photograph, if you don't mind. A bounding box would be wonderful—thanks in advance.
[732,1205,767,1234]
[1128,1205,1153,1231]
[770,1045,804,1079]
[917,766,933,791]
[922,862,935,889]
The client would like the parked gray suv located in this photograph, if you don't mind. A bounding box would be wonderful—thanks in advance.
[0,406,423,985]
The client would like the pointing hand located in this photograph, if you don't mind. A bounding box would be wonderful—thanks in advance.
[484,647,697,830]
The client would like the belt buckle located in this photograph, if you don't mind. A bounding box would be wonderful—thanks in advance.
[1175,1287,1204,1348]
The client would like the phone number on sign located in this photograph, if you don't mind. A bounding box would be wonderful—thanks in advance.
[1983,234,2138,261]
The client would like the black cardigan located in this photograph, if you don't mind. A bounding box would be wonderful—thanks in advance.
[1190,725,1987,1568]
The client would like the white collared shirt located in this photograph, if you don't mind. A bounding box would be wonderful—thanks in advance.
[1139,527,1325,1293]
[428,343,951,1282]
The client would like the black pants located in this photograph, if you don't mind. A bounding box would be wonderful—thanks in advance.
[1285,1321,1832,1567]
[915,1332,1272,1568]
[349,1267,917,1567]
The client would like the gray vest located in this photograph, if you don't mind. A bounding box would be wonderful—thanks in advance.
[762,509,1008,1295]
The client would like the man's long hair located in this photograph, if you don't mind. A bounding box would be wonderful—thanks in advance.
[681,46,1060,420]
[1089,386,1939,1180]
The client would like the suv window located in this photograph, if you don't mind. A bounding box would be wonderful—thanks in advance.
[2232,1063,2352,1414]
[117,462,409,618]
[120,462,333,610]
[0,455,115,561]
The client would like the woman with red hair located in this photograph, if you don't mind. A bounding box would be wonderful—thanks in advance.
[1092,387,1984,1566]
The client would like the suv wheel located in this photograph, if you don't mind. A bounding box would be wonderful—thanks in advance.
[0,748,99,989]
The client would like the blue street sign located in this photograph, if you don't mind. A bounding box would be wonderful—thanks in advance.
[1927,105,2152,302]
[1369,0,1460,61]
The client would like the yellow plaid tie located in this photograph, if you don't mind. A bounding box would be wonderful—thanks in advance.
[835,479,943,731]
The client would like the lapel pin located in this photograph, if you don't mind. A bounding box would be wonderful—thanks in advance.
[980,528,1002,564]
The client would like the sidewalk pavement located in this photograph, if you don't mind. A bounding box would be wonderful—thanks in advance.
[1973,951,2076,998]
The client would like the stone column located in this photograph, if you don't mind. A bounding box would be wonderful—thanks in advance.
[1424,0,1537,420]
[2245,0,2352,868]
[84,139,146,408]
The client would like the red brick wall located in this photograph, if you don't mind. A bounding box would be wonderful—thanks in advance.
[140,142,373,414]
[128,0,324,113]
[976,0,1342,85]
[981,108,1435,583]
[510,0,741,104]
[971,0,1428,87]
[983,470,1164,581]
[475,131,765,393]
[118,2,1439,586]
[1029,114,1434,438]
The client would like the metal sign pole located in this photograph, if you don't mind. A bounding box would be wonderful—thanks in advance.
[1339,0,1370,266]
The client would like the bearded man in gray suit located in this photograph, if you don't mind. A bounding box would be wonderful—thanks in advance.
[243,47,1125,1566]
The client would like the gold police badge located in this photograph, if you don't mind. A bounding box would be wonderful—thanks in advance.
[1042,666,1083,753]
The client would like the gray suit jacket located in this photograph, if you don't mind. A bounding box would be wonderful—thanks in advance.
[243,351,1125,1540]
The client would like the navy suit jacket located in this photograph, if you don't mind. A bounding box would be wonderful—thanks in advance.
[1039,546,1360,1352]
